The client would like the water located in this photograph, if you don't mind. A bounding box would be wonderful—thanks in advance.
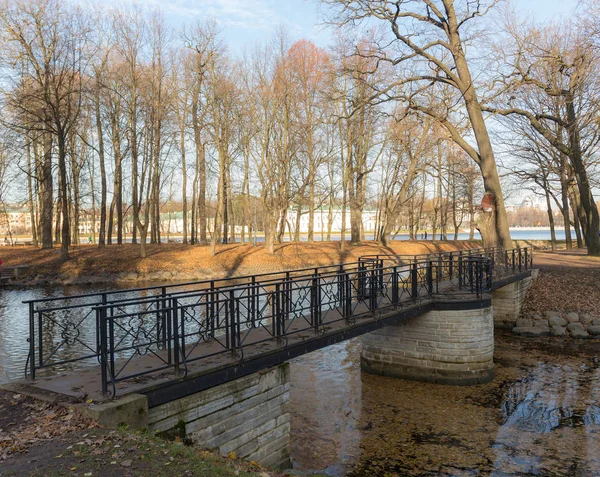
[0,284,131,383]
[2,281,597,475]
[124,228,565,244]
[289,333,600,476]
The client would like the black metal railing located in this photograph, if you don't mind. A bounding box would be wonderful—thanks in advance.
[23,246,532,396]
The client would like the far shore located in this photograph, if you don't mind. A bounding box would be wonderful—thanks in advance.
[0,240,485,287]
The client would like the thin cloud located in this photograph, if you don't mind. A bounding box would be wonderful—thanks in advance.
[104,0,288,31]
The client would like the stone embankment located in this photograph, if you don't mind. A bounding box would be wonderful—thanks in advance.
[10,269,216,287]
[512,311,600,339]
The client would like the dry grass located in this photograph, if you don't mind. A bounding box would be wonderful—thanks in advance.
[0,240,480,279]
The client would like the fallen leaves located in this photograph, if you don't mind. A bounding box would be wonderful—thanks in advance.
[0,390,97,461]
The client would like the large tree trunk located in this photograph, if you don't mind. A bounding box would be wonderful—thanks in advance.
[565,97,600,255]
[95,85,107,248]
[57,132,70,258]
[544,177,557,251]
[448,9,512,250]
[40,131,53,249]
[26,136,38,247]
[559,155,573,249]
[181,127,188,245]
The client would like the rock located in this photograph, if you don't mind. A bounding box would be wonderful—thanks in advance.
[579,313,595,325]
[533,319,549,327]
[119,272,138,282]
[513,326,550,337]
[547,316,567,327]
[567,322,584,332]
[532,314,544,321]
[570,327,590,339]
[516,318,533,328]
[543,310,560,319]
[587,326,600,336]
[565,312,579,323]
[593,318,600,327]
[551,325,567,337]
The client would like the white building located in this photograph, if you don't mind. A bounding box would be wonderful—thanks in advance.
[286,208,378,234]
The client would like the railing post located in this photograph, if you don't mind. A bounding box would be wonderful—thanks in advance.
[97,293,107,356]
[512,250,516,273]
[210,280,216,336]
[108,308,115,396]
[530,248,534,268]
[286,271,292,320]
[411,263,418,300]
[229,289,238,354]
[338,265,344,308]
[99,306,108,397]
[369,268,377,313]
[392,266,399,307]
[524,248,529,271]
[38,311,43,370]
[427,261,433,295]
[518,247,523,272]
[458,251,464,289]
[28,302,35,380]
[448,252,453,280]
[165,295,172,366]
[476,259,482,297]
[251,276,257,328]
[172,297,180,374]
[311,272,321,331]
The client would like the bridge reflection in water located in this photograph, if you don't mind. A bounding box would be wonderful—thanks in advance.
[22,247,532,404]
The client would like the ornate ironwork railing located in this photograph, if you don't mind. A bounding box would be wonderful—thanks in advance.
[23,246,533,396]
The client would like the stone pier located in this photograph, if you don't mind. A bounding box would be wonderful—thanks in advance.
[492,273,535,328]
[147,364,291,469]
[361,296,495,385]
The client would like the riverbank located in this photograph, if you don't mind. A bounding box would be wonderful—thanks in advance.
[0,389,290,476]
[0,241,481,286]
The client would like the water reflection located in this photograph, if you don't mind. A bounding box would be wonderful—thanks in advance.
[290,340,362,475]
[0,285,129,382]
[290,333,600,476]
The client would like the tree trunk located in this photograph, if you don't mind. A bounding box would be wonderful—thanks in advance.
[565,97,600,255]
[40,131,53,249]
[57,132,70,258]
[95,84,107,248]
[543,177,557,251]
[26,136,38,247]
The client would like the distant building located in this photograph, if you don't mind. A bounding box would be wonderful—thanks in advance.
[0,207,31,235]
[286,208,378,234]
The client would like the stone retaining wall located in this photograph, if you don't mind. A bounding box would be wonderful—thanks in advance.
[361,296,495,385]
[147,364,291,469]
[492,276,533,328]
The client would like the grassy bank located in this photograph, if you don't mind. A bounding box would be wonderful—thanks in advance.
[0,240,481,282]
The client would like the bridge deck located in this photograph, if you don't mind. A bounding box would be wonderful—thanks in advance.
[18,248,534,405]
[30,296,436,404]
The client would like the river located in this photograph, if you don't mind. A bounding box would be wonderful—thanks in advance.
[289,333,600,476]
[1,286,598,475]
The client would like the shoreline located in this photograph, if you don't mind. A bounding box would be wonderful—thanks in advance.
[0,240,484,287]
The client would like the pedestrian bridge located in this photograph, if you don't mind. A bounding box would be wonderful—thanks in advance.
[20,246,535,469]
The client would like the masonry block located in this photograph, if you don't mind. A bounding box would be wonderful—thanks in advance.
[361,295,494,386]
[492,276,534,328]
[147,363,291,469]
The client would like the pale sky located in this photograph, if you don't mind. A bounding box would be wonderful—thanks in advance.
[101,0,579,53]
